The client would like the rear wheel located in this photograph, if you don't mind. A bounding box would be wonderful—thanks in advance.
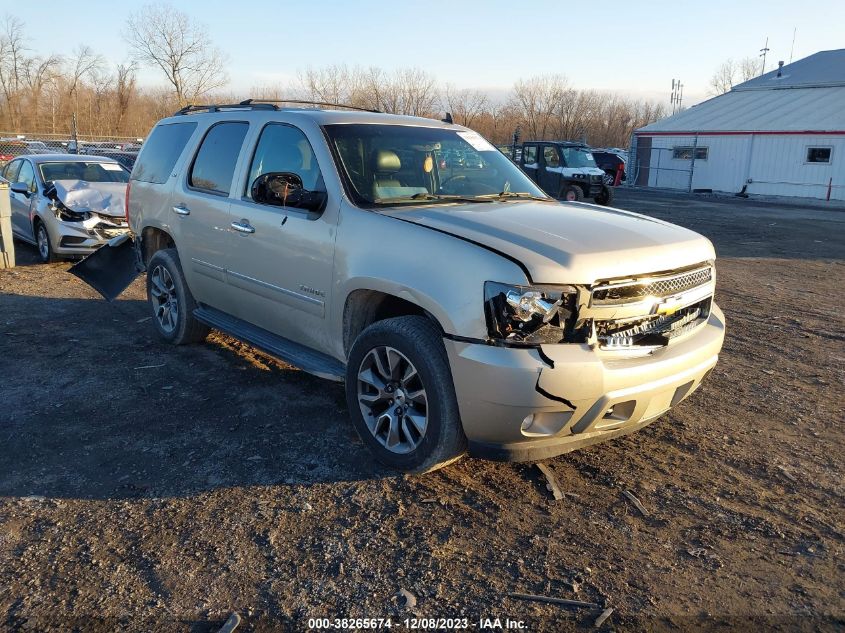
[146,248,209,345]
[346,316,466,473]
[593,184,615,206]
[561,185,584,202]
[35,220,58,263]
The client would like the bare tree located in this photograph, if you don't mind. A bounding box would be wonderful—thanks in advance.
[125,4,228,105]
[511,75,568,139]
[0,15,27,128]
[443,85,489,128]
[709,56,761,95]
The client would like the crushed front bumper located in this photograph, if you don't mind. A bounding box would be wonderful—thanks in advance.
[445,304,725,461]
[47,215,129,257]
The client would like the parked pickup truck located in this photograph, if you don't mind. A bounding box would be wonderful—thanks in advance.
[516,141,614,205]
[72,102,725,473]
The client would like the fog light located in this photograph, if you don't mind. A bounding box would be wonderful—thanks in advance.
[520,414,535,432]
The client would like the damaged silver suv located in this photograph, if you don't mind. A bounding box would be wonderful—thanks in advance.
[73,101,725,473]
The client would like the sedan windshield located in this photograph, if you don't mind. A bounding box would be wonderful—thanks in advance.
[38,161,129,184]
[324,124,548,206]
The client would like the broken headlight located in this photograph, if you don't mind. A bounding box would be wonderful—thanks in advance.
[53,203,90,222]
[484,282,577,345]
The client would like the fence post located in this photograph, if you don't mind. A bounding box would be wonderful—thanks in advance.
[687,134,698,193]
[0,183,14,269]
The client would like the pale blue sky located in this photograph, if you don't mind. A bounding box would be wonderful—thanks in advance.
[10,0,845,105]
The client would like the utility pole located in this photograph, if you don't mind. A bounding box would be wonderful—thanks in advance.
[760,37,770,76]
[670,79,684,115]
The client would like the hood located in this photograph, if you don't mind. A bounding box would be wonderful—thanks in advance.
[51,179,126,217]
[381,200,715,284]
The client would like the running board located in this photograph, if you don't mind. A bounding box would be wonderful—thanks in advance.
[193,306,345,382]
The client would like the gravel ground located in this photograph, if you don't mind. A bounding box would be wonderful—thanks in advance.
[0,189,843,632]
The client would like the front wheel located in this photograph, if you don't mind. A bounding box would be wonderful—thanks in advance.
[146,248,209,345]
[346,316,466,473]
[560,185,584,202]
[35,220,58,263]
[593,184,615,206]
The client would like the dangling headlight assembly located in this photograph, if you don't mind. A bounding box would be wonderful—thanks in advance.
[484,281,579,345]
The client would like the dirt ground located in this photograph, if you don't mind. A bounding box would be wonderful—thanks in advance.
[0,189,843,632]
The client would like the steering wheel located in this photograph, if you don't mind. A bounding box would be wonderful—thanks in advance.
[439,175,498,195]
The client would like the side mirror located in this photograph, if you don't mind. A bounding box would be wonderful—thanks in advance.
[10,182,30,196]
[251,172,327,212]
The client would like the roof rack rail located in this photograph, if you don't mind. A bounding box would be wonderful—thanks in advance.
[173,102,279,116]
[172,99,381,116]
[239,98,381,113]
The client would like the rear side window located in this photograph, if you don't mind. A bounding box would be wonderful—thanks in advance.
[132,122,197,184]
[523,145,538,166]
[189,122,249,195]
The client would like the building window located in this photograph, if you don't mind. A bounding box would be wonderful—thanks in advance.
[806,147,832,164]
[672,146,708,160]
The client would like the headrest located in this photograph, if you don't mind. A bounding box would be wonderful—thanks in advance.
[373,150,401,172]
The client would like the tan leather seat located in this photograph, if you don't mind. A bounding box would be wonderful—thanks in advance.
[372,150,402,198]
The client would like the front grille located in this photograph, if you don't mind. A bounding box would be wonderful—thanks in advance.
[592,266,712,305]
[598,298,711,348]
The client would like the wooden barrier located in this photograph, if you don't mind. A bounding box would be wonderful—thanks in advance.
[0,182,15,268]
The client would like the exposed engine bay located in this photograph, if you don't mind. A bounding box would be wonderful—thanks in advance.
[485,264,715,351]
[46,179,129,240]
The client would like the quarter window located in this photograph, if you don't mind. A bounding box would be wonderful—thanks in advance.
[246,124,322,198]
[543,146,560,168]
[189,122,249,194]
[133,122,197,184]
[806,147,832,163]
[672,146,708,160]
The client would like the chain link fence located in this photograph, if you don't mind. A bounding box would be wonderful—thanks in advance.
[0,132,144,171]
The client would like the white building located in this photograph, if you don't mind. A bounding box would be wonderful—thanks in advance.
[630,49,845,201]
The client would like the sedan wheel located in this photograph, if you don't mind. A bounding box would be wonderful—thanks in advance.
[36,223,55,263]
[357,346,428,454]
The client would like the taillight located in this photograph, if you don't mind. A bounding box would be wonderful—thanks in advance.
[125,181,131,224]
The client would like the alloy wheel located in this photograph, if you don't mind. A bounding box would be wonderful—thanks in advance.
[37,225,49,261]
[149,264,179,333]
[357,346,428,454]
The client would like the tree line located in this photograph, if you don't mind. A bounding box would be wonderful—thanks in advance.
[0,6,666,147]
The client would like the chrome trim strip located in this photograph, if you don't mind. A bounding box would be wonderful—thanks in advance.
[591,265,713,307]
[191,257,224,272]
[226,270,324,307]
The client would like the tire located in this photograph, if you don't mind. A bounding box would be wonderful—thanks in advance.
[146,248,209,345]
[593,184,614,206]
[34,220,59,263]
[560,185,584,202]
[346,315,467,473]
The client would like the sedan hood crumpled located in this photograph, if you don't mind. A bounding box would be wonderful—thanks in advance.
[50,180,126,218]
[380,200,716,283]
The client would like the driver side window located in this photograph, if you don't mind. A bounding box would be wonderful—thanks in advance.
[246,124,323,199]
[543,146,560,169]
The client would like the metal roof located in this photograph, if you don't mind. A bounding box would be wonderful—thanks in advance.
[734,49,845,91]
[637,49,845,134]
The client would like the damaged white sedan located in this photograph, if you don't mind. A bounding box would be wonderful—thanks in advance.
[0,154,130,262]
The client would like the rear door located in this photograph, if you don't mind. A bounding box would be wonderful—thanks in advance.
[226,122,337,351]
[171,121,250,314]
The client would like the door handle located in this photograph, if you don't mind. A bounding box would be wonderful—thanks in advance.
[230,220,255,234]
[172,205,190,216]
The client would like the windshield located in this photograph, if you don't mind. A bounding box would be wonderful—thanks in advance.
[38,161,129,184]
[561,148,598,169]
[324,124,548,206]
